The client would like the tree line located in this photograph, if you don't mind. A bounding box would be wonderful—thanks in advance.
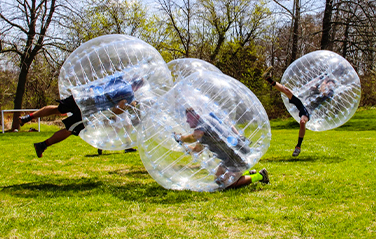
[1,0,375,130]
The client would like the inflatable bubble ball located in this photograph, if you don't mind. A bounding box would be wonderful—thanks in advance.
[281,50,361,131]
[58,34,173,150]
[167,58,222,82]
[137,70,271,192]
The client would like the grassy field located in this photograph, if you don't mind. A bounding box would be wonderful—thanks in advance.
[0,108,375,238]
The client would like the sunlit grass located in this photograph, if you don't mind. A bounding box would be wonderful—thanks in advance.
[0,108,375,238]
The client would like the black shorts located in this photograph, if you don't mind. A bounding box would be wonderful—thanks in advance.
[298,106,310,119]
[57,95,85,136]
[289,95,310,120]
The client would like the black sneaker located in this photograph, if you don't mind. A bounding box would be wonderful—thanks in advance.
[19,115,32,126]
[124,148,137,153]
[34,142,47,158]
[292,147,301,157]
[259,168,270,184]
[98,149,103,155]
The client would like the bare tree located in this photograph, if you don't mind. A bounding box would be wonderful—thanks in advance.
[0,0,66,130]
[321,0,333,50]
[156,0,197,58]
[272,0,301,66]
[198,0,247,62]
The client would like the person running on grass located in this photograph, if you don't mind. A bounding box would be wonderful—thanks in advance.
[19,76,144,158]
[173,107,269,189]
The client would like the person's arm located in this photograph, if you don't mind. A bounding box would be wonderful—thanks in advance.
[111,100,137,115]
[190,143,204,153]
[174,129,205,153]
[181,129,204,143]
[319,80,335,97]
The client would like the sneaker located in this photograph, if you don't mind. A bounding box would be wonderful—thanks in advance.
[259,168,270,184]
[262,66,273,80]
[249,169,257,175]
[98,149,103,155]
[34,142,46,158]
[292,147,301,157]
[124,148,137,153]
[19,115,32,126]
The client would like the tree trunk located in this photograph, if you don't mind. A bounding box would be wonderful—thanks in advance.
[321,0,333,50]
[11,58,33,130]
[290,0,300,64]
[342,18,350,58]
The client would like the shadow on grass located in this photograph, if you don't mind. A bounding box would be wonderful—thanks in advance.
[0,169,265,204]
[85,154,102,157]
[264,155,346,164]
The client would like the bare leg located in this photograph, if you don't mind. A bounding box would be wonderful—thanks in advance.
[32,105,61,118]
[46,129,72,145]
[299,115,309,138]
[20,105,61,126]
[273,82,293,100]
[227,175,252,188]
[34,129,72,158]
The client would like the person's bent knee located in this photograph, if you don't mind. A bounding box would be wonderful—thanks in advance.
[300,115,309,124]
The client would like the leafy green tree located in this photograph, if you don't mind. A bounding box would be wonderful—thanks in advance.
[156,0,199,58]
[66,0,149,44]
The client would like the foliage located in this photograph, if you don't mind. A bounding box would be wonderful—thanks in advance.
[1,0,376,124]
[360,72,376,107]
[0,108,375,237]
[23,56,60,109]
[0,69,18,110]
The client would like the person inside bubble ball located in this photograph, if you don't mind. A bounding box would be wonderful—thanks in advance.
[263,67,338,157]
[262,66,309,157]
[19,76,145,158]
[173,108,269,189]
[303,75,336,112]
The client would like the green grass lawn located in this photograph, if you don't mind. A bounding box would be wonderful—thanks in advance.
[1,108,375,238]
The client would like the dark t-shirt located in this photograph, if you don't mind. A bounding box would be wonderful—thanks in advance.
[195,116,248,171]
[304,84,334,111]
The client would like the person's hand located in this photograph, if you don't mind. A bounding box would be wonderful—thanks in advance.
[173,132,183,144]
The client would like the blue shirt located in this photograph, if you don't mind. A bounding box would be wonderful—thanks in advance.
[77,74,135,116]
[92,75,135,109]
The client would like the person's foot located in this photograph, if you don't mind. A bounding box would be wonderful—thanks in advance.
[249,169,257,175]
[124,148,137,153]
[98,149,103,155]
[259,168,270,184]
[34,142,47,158]
[262,66,273,80]
[292,147,301,157]
[19,115,32,126]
